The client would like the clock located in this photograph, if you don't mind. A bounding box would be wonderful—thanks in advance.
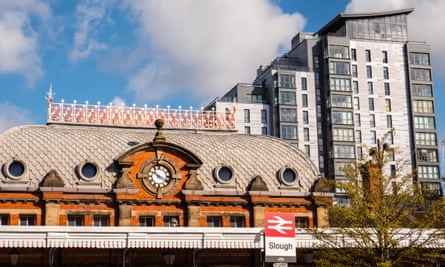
[148,164,171,188]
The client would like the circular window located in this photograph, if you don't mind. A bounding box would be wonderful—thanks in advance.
[77,162,99,181]
[8,160,26,178]
[81,163,97,179]
[213,165,234,183]
[218,167,233,182]
[278,167,298,186]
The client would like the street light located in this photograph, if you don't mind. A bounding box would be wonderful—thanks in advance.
[163,250,176,265]
[10,249,20,266]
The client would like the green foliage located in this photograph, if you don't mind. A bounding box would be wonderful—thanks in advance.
[312,134,445,267]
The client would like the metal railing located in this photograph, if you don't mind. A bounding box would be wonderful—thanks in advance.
[47,100,236,130]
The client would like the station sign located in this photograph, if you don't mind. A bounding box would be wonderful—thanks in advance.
[264,212,296,263]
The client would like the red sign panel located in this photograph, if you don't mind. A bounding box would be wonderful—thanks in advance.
[265,212,296,238]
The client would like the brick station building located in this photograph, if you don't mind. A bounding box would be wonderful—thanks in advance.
[0,99,332,266]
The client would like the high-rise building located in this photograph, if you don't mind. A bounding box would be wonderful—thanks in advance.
[207,9,441,197]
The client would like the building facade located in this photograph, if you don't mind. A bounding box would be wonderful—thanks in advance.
[207,9,441,197]
[0,117,331,266]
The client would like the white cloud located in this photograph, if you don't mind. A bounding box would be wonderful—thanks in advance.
[0,103,34,133]
[70,0,114,62]
[0,1,49,87]
[123,0,305,105]
[345,0,445,72]
[111,96,126,106]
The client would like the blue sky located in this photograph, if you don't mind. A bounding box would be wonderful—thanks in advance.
[1,1,444,156]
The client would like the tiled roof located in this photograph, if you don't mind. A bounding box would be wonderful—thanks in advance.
[0,125,320,194]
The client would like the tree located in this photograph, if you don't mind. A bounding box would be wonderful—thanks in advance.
[313,132,445,266]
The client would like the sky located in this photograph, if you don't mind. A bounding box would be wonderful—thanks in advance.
[1,1,444,152]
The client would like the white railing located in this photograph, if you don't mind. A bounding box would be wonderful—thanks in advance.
[47,100,236,130]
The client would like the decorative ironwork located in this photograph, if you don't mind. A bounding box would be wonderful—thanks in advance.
[47,97,236,130]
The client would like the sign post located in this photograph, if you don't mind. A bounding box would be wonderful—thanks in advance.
[264,212,296,263]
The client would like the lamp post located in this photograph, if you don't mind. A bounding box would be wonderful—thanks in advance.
[9,249,19,266]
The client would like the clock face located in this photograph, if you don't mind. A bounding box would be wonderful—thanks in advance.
[148,165,171,188]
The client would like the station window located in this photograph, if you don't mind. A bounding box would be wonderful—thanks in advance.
[230,216,245,227]
[139,216,155,227]
[93,215,109,227]
[67,215,84,226]
[295,217,309,228]
[19,215,36,226]
[0,215,9,225]
[207,216,222,227]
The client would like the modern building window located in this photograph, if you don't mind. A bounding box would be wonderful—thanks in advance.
[279,91,296,105]
[365,49,371,62]
[302,94,308,107]
[368,98,375,111]
[330,78,351,91]
[352,65,358,77]
[331,94,352,108]
[261,127,268,136]
[409,52,430,66]
[368,82,373,94]
[281,125,297,140]
[417,149,438,163]
[329,61,350,75]
[387,131,394,144]
[304,145,310,156]
[355,130,362,143]
[303,111,309,124]
[412,84,433,97]
[370,114,376,128]
[351,48,357,61]
[295,217,309,228]
[366,66,373,78]
[313,56,320,69]
[415,132,437,146]
[383,67,389,80]
[357,146,363,159]
[333,128,354,142]
[67,215,84,226]
[139,216,154,226]
[386,115,393,128]
[261,109,267,124]
[280,108,297,122]
[279,74,296,88]
[163,216,179,227]
[244,109,250,123]
[19,215,36,226]
[353,80,359,94]
[301,77,307,91]
[354,113,361,126]
[329,45,349,58]
[332,111,353,125]
[385,99,392,112]
[230,216,245,227]
[371,130,377,144]
[304,128,310,141]
[414,116,436,129]
[93,215,109,227]
[417,166,439,179]
[244,126,251,134]
[317,121,322,135]
[334,145,355,158]
[411,68,431,81]
[0,215,9,225]
[382,51,388,63]
[354,97,360,110]
[413,100,434,113]
[315,72,320,88]
[384,83,391,96]
[207,216,222,227]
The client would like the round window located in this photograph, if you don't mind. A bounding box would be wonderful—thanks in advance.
[218,166,233,182]
[81,163,98,179]
[283,169,296,183]
[8,161,25,178]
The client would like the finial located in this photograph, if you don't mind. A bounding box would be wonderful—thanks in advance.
[153,119,166,143]
[46,83,55,105]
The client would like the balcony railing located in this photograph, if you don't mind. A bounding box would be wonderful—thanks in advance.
[47,100,236,130]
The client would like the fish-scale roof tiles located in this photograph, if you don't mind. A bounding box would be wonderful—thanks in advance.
[0,124,320,194]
